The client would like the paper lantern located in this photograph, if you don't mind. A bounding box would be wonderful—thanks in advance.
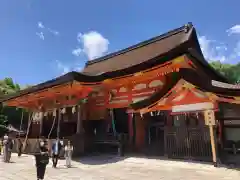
[61,108,66,114]
[72,106,76,114]
[150,112,153,116]
[53,109,57,117]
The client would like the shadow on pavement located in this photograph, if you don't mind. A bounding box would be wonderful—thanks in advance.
[73,154,126,165]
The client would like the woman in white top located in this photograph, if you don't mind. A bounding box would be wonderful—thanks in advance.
[64,140,73,168]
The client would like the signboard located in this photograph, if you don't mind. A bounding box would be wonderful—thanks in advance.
[204,110,216,126]
[172,102,214,113]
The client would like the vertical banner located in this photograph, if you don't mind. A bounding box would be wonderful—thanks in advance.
[110,109,117,137]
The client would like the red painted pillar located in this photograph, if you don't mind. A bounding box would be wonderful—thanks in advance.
[135,114,146,151]
[128,113,133,142]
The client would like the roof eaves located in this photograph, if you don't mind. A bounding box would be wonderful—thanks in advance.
[186,49,229,83]
[0,71,81,103]
[131,68,240,111]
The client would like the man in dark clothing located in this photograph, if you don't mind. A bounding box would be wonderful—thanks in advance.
[7,138,13,162]
[35,138,49,180]
[51,138,62,168]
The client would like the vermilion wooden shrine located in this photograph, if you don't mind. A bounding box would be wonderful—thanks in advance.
[2,23,240,166]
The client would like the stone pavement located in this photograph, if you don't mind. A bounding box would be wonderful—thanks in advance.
[0,154,240,180]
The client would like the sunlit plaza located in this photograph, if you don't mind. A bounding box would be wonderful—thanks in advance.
[0,153,240,180]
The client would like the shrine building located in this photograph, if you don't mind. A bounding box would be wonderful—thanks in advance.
[2,23,240,166]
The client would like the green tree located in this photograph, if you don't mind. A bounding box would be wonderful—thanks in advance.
[210,61,240,84]
[0,113,8,136]
[0,77,27,135]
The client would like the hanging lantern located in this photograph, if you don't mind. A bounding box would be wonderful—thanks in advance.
[72,106,76,114]
[150,112,153,116]
[32,112,43,123]
[53,109,57,117]
[176,116,179,121]
[61,107,66,114]
[44,112,48,117]
[195,112,199,119]
[39,112,43,119]
[32,112,36,123]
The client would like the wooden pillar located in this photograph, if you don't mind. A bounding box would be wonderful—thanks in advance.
[39,112,43,136]
[135,113,146,151]
[72,105,84,157]
[57,109,61,138]
[204,110,218,167]
[128,113,134,143]
[23,112,32,151]
[209,125,217,166]
[77,105,81,134]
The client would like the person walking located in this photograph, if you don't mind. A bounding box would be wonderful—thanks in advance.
[51,138,62,168]
[35,138,49,180]
[64,140,73,168]
[7,138,13,162]
[3,134,9,162]
[17,138,23,157]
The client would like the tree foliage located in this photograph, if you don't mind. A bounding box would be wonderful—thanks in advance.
[0,78,25,136]
[210,61,240,84]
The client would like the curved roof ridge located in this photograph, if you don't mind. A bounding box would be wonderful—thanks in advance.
[85,22,193,66]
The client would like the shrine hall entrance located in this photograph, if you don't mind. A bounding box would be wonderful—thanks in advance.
[143,112,213,161]
[113,108,129,135]
[165,113,212,161]
[83,108,129,155]
[145,112,166,156]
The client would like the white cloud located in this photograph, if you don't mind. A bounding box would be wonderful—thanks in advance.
[36,32,44,40]
[38,22,44,29]
[37,21,60,37]
[55,60,84,75]
[227,25,240,35]
[198,36,227,62]
[55,60,70,74]
[76,31,109,60]
[72,47,82,56]
[233,41,240,58]
[48,28,60,36]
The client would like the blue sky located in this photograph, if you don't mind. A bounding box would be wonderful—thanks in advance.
[0,0,240,86]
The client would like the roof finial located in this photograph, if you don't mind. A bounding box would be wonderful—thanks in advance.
[187,22,193,27]
[184,22,193,33]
